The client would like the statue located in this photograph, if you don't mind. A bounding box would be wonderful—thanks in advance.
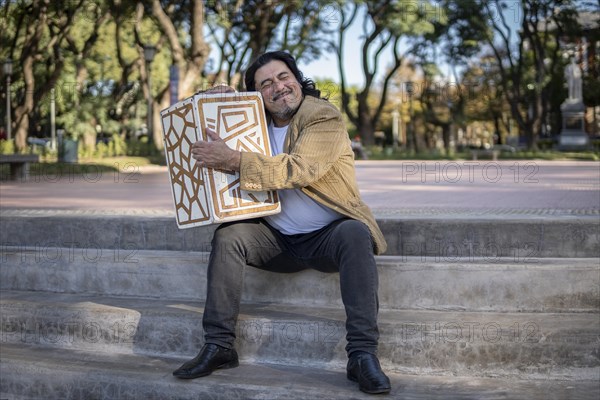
[565,58,582,103]
[559,56,588,150]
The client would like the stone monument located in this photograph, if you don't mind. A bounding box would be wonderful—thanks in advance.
[559,57,589,149]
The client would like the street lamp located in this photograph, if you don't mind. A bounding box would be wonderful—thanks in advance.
[391,108,400,151]
[405,80,415,152]
[3,59,13,142]
[143,45,157,146]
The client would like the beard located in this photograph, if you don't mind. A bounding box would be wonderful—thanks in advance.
[270,104,298,122]
[266,84,303,123]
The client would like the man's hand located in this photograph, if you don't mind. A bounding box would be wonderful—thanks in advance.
[191,128,241,172]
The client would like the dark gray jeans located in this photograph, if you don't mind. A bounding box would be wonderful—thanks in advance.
[202,217,380,357]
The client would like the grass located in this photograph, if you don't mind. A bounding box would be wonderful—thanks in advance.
[0,155,166,181]
[504,151,599,161]
[39,155,167,166]
[366,148,600,161]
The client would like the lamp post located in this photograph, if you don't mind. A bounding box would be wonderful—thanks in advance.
[405,80,415,152]
[3,59,13,142]
[446,99,454,153]
[391,108,400,151]
[143,45,157,148]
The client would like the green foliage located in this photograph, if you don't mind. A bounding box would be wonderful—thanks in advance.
[361,147,599,161]
[111,134,128,157]
[536,138,556,151]
[511,151,599,161]
[0,140,15,155]
[74,135,157,159]
[1,0,596,157]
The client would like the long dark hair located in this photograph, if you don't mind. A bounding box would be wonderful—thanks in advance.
[244,51,322,99]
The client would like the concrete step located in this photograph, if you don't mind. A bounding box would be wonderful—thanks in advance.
[1,290,598,379]
[1,210,599,257]
[3,344,599,400]
[1,247,598,313]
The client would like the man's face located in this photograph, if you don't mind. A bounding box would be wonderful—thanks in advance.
[254,60,303,126]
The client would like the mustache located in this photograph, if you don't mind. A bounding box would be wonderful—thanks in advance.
[270,89,296,102]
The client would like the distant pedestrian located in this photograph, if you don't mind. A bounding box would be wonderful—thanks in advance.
[352,135,368,160]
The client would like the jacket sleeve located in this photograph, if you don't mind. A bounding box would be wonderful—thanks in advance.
[239,102,349,191]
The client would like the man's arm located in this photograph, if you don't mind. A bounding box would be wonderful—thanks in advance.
[240,103,349,191]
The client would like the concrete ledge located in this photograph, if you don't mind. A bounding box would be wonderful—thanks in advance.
[3,344,599,400]
[377,217,600,259]
[1,248,598,312]
[1,291,599,379]
[1,212,599,257]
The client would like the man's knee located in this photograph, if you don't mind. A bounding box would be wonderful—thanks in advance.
[211,221,257,261]
[334,220,372,249]
[212,219,275,264]
[213,220,260,245]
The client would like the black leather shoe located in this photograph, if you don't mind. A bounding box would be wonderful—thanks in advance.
[347,352,391,394]
[173,344,239,379]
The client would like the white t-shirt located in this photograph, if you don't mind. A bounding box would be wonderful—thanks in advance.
[264,123,342,235]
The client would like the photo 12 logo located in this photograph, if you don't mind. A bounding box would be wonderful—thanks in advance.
[400,161,540,184]
[1,242,139,265]
[21,162,141,184]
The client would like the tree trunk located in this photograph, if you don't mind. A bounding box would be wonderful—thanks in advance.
[442,123,451,152]
[529,115,541,151]
[493,114,502,144]
[408,117,419,154]
[358,102,375,145]
[150,0,210,150]
[13,54,36,152]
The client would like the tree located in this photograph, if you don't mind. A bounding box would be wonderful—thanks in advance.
[407,0,483,153]
[133,0,210,150]
[416,63,461,153]
[0,0,98,152]
[205,0,332,88]
[329,0,438,145]
[461,56,512,145]
[441,0,581,150]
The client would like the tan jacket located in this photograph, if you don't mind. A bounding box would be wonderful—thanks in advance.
[239,96,387,255]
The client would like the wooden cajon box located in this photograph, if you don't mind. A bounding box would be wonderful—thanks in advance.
[160,92,280,228]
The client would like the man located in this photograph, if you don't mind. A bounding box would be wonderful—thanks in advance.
[173,51,391,395]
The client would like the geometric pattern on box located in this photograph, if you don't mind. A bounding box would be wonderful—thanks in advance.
[161,98,211,227]
[196,93,279,221]
[160,92,280,228]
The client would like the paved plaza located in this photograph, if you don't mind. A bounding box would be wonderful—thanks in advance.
[1,160,598,217]
[1,159,599,400]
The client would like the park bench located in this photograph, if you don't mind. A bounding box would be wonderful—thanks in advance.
[0,154,40,181]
